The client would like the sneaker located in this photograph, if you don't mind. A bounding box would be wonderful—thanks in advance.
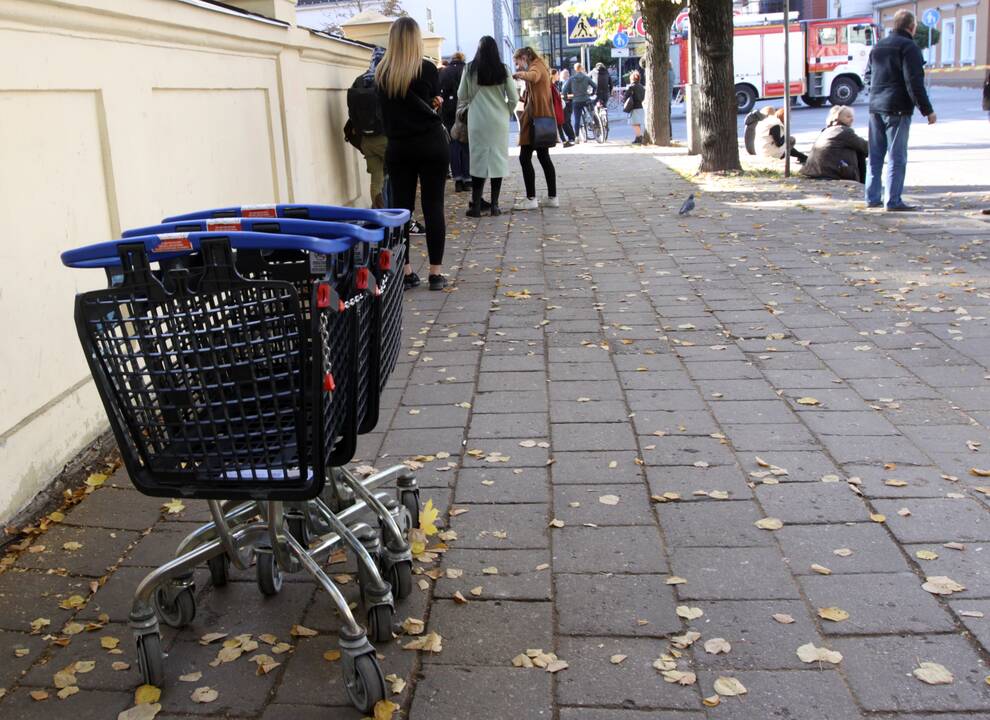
[886,203,920,212]
[866,202,883,208]
[403,272,421,289]
[428,274,447,291]
[540,196,559,208]
[409,220,426,235]
[563,141,574,148]
[514,197,539,211]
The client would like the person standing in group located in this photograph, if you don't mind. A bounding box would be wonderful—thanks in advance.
[457,35,518,217]
[439,51,470,192]
[593,62,612,110]
[551,69,575,147]
[375,16,449,291]
[623,70,645,145]
[561,63,595,143]
[556,68,576,147]
[344,47,388,207]
[864,9,935,212]
[512,47,557,210]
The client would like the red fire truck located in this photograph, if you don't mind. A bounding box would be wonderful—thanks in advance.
[672,12,878,113]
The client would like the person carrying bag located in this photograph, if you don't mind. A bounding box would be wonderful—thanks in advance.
[512,47,558,210]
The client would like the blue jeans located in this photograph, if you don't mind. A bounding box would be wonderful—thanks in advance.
[865,112,912,207]
[572,100,589,137]
[449,139,470,181]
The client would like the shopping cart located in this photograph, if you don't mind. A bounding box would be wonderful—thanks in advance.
[156,204,409,432]
[62,227,414,713]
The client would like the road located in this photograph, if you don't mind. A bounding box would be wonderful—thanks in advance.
[546,86,989,206]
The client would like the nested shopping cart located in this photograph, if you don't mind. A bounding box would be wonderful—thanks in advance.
[62,223,412,714]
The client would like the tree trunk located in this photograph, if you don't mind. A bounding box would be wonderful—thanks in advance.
[689,0,741,172]
[639,0,683,146]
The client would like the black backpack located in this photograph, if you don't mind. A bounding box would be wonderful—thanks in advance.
[347,71,384,136]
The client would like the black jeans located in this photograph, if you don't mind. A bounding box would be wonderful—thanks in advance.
[519,144,556,199]
[387,127,450,266]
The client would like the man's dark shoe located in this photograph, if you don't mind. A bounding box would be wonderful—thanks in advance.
[428,274,447,291]
[455,180,465,193]
[409,220,426,235]
[867,202,883,208]
[465,206,482,218]
[490,205,502,216]
[886,204,919,212]
[479,199,492,211]
[403,272,421,289]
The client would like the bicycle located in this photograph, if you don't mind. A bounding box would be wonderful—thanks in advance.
[578,101,608,144]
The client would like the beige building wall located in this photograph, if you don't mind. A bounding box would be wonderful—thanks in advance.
[0,0,373,522]
[878,0,989,87]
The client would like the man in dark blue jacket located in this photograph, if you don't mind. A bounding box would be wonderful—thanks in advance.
[865,10,936,211]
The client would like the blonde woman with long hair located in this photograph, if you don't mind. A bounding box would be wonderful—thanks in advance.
[375,16,449,291]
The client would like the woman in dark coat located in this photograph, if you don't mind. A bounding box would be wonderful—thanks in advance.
[439,52,470,192]
[801,105,869,183]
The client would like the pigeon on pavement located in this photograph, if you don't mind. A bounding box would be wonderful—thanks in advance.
[678,193,695,216]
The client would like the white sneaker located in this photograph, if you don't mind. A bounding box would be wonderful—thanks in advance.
[513,197,539,211]
[540,196,559,208]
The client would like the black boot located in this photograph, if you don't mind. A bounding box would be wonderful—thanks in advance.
[455,179,464,193]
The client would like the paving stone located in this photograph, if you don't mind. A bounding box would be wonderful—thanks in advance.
[469,412,547,440]
[460,438,550,468]
[454,467,550,504]
[410,666,552,719]
[0,569,94,631]
[433,548,552,601]
[844,464,962,498]
[686,600,819,671]
[641,436,737,467]
[645,465,753,501]
[559,711,701,720]
[627,389,709,411]
[721,423,819,451]
[62,487,163,530]
[550,400,628,423]
[0,687,132,719]
[754,482,869,524]
[949,599,990,650]
[550,422,637,452]
[552,485,655,525]
[670,547,800,600]
[872,498,990,543]
[550,451,646,484]
[819,434,932,465]
[800,572,955,634]
[776,522,911,574]
[389,403,471,429]
[425,599,552,665]
[695,670,862,720]
[555,637,700,710]
[555,573,680,637]
[401,382,475,406]
[13,524,140,577]
[710,400,797,426]
[379,428,465,457]
[0,629,49,689]
[631,410,721,436]
[905,543,990,598]
[448,504,549,549]
[552,525,667,574]
[657,501,774,548]
[833,634,990,712]
[20,621,141,691]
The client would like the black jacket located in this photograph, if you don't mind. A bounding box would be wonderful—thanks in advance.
[622,83,644,111]
[438,59,466,128]
[866,29,933,117]
[377,60,443,140]
[801,124,869,181]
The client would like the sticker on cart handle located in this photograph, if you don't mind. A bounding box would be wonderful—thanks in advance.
[151,233,194,254]
[241,203,277,218]
[323,372,336,392]
[206,219,243,232]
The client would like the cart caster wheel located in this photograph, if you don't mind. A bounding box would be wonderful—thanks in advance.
[400,489,420,533]
[389,560,413,600]
[136,632,165,687]
[256,551,283,596]
[154,585,196,628]
[344,653,387,714]
[207,553,229,587]
[287,514,310,546]
[367,603,394,643]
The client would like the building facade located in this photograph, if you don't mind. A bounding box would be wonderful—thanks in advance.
[297,0,516,61]
[875,0,988,87]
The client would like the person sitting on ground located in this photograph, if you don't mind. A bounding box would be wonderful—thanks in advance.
[755,106,807,164]
[801,105,869,183]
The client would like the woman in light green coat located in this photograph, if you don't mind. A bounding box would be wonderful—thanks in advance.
[457,35,518,216]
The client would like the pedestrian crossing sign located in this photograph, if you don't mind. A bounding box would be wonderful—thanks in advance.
[566,15,598,45]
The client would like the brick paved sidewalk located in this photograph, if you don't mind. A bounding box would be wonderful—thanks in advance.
[2,145,990,719]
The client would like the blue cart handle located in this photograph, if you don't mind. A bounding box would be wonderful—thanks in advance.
[62,231,353,269]
[121,217,383,244]
[163,203,411,228]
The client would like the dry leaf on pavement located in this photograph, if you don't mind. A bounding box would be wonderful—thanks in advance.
[913,662,954,685]
[755,517,784,530]
[190,687,219,704]
[922,576,966,596]
[796,643,843,665]
[818,607,849,622]
[704,638,731,655]
[713,676,747,696]
[676,605,703,620]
